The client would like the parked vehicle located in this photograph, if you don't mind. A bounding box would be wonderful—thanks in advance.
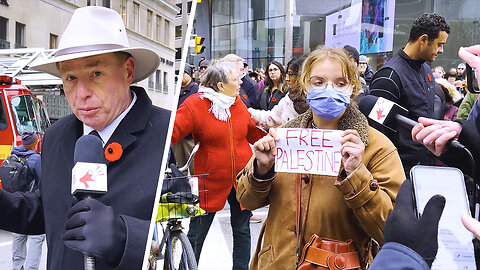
[0,74,50,163]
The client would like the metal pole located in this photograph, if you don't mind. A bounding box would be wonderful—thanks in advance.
[284,0,294,65]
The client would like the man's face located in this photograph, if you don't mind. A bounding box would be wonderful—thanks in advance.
[358,62,367,74]
[182,72,192,86]
[457,66,465,76]
[421,31,448,62]
[59,53,134,131]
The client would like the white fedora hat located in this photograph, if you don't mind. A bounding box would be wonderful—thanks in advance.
[31,6,160,83]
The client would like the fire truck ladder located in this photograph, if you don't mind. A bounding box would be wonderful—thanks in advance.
[0,48,57,78]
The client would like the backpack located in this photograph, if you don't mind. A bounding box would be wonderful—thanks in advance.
[0,154,35,193]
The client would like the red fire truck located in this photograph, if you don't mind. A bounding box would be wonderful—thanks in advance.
[0,74,50,162]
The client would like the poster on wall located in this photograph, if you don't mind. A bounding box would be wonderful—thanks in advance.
[325,3,362,49]
[360,0,395,54]
[324,0,395,54]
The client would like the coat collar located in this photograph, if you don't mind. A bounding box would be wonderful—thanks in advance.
[284,102,370,146]
[59,86,153,166]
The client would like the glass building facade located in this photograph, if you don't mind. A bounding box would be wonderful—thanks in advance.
[196,0,480,73]
[210,0,287,70]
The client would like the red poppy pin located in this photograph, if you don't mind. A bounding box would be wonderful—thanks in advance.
[427,74,432,82]
[271,97,277,103]
[242,94,247,99]
[105,142,123,162]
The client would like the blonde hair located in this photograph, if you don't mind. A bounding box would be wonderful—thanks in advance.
[221,54,244,64]
[299,46,362,97]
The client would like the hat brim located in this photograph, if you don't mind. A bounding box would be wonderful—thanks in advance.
[31,47,160,83]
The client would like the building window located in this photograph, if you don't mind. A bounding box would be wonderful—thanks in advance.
[147,10,153,39]
[86,0,93,6]
[133,2,140,32]
[120,0,127,24]
[155,70,161,91]
[163,71,168,93]
[15,22,25,48]
[164,20,170,46]
[156,15,162,42]
[148,75,154,90]
[175,25,182,39]
[102,0,110,8]
[49,34,58,49]
[0,16,8,49]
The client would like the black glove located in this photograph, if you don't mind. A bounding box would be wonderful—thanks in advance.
[384,179,446,267]
[62,197,127,266]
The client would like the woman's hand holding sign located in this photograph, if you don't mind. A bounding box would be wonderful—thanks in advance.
[340,129,365,175]
[254,128,278,176]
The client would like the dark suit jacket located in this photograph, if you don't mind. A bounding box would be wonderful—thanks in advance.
[0,86,170,269]
[241,75,259,108]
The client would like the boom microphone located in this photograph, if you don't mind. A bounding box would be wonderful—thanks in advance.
[359,95,465,149]
[72,134,108,270]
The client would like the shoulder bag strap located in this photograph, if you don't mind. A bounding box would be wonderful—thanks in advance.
[295,173,302,263]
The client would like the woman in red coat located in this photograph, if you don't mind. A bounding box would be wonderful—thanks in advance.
[171,61,266,269]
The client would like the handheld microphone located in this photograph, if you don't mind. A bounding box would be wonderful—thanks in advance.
[72,134,108,270]
[72,135,108,198]
[359,95,465,149]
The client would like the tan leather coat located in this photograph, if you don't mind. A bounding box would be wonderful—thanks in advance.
[236,106,405,270]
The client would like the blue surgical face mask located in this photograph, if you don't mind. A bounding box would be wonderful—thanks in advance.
[307,86,351,120]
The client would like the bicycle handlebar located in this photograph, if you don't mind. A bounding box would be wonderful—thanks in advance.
[179,143,200,173]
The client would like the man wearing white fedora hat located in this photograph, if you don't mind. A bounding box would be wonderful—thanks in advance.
[0,6,170,270]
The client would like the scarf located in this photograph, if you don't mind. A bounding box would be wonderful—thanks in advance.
[198,86,236,121]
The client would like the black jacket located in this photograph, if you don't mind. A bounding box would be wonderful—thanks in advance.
[240,75,259,108]
[369,49,439,173]
[257,85,287,111]
[0,86,170,269]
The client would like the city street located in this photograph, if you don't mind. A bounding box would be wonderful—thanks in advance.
[0,230,47,269]
[156,204,268,270]
[0,204,268,269]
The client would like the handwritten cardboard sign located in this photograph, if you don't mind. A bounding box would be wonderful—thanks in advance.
[274,128,343,176]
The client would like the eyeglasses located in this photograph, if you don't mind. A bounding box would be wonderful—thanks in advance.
[309,76,351,92]
[286,72,296,77]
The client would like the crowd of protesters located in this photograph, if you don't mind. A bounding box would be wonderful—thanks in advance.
[168,11,480,270]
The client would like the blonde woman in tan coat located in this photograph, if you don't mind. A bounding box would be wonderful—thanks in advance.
[236,46,405,270]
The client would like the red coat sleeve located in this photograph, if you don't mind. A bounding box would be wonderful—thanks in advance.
[246,118,267,144]
[171,100,195,145]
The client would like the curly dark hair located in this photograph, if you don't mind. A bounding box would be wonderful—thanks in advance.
[408,13,450,42]
[286,56,307,77]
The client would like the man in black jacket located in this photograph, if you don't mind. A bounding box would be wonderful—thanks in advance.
[369,13,450,174]
[0,6,170,269]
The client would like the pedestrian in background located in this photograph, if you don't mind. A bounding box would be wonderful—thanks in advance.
[10,132,45,270]
[257,61,288,110]
[171,61,266,270]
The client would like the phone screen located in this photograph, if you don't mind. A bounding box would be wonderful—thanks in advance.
[466,63,480,94]
[411,165,476,269]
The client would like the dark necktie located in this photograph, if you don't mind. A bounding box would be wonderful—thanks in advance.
[89,130,103,143]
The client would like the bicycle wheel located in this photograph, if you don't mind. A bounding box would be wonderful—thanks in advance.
[166,230,197,270]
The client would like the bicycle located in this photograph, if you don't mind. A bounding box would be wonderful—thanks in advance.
[148,144,207,270]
